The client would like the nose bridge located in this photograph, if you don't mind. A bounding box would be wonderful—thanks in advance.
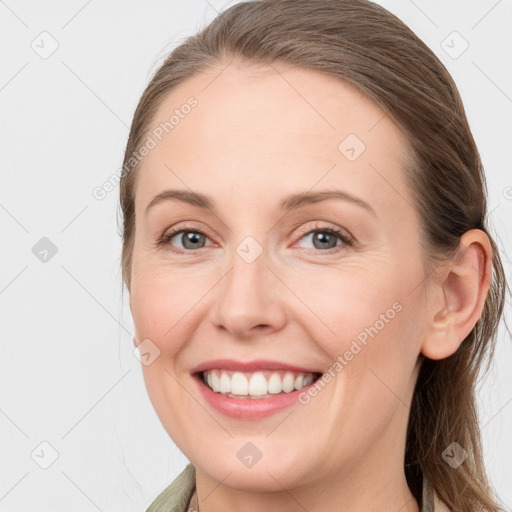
[224,234,272,311]
[210,231,286,336]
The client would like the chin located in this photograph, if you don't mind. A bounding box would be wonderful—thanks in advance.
[190,444,317,493]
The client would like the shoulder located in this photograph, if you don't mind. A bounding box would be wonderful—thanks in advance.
[145,463,196,512]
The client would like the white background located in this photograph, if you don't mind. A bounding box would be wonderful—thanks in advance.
[1,1,511,510]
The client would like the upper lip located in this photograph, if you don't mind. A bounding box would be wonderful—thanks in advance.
[190,359,322,374]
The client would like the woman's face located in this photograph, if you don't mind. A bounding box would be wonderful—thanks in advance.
[129,62,432,493]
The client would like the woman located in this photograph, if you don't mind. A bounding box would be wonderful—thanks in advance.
[118,0,508,510]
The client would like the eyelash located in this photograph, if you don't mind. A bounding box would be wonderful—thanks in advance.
[156,222,354,255]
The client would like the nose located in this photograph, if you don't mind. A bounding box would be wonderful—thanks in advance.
[209,243,287,339]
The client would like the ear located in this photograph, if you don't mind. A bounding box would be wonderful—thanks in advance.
[421,229,493,360]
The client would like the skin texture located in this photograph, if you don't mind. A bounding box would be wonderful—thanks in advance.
[128,61,492,512]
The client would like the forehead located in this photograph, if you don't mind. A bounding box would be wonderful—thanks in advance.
[135,62,414,222]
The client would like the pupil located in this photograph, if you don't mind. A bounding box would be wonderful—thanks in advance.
[314,232,335,249]
[183,232,203,249]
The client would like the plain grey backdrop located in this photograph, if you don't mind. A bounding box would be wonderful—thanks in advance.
[1,0,511,510]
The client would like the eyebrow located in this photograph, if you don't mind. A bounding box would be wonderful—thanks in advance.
[145,189,376,216]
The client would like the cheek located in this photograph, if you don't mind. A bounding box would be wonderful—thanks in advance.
[289,262,400,346]
[130,266,191,355]
[130,269,196,438]
[294,260,419,391]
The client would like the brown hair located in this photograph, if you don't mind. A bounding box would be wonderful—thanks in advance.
[118,0,510,509]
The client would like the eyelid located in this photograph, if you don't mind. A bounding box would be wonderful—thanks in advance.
[162,221,211,238]
[293,221,351,238]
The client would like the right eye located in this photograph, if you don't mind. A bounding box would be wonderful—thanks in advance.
[158,227,213,254]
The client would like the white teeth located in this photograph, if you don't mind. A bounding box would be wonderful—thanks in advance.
[210,372,220,392]
[248,372,267,395]
[232,372,249,395]
[202,369,317,398]
[219,373,231,393]
[282,372,295,392]
[267,373,282,394]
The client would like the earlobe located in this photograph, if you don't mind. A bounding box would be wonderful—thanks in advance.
[420,229,493,361]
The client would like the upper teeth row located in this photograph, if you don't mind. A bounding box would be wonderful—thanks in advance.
[203,369,316,396]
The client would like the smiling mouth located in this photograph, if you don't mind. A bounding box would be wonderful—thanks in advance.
[196,369,323,399]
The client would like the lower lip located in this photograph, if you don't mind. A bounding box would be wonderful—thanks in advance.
[192,373,319,419]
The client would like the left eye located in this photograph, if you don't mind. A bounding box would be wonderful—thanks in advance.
[294,226,353,252]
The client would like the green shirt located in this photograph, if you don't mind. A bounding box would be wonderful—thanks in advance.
[145,463,449,512]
